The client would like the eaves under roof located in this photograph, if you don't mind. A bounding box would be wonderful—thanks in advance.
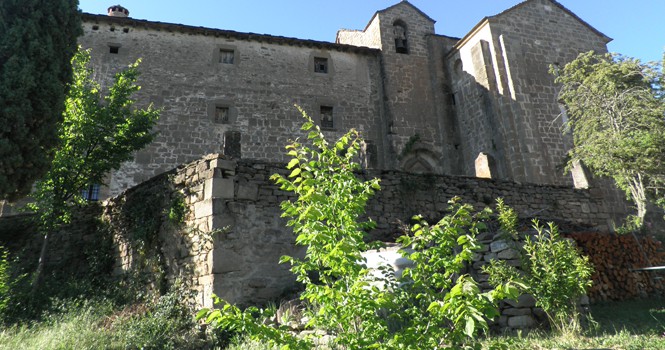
[451,0,611,52]
[81,13,381,55]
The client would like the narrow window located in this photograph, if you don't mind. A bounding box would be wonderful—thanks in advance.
[314,57,328,73]
[214,106,230,124]
[81,184,100,201]
[109,45,119,54]
[320,106,334,129]
[219,49,234,64]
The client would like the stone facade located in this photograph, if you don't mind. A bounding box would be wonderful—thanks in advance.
[76,0,611,199]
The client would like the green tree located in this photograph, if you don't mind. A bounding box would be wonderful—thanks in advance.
[29,48,159,287]
[553,51,665,226]
[0,0,82,200]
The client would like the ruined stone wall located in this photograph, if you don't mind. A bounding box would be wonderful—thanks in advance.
[100,154,623,308]
[79,15,386,198]
[205,157,626,307]
[103,156,212,305]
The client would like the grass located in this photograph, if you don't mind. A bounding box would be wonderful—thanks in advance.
[0,297,663,349]
[0,300,120,350]
[484,298,665,350]
[0,291,207,350]
[222,298,665,350]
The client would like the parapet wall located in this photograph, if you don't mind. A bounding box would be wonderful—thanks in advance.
[206,156,626,306]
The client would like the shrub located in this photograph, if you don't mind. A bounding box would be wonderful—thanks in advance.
[484,220,593,334]
[391,198,520,349]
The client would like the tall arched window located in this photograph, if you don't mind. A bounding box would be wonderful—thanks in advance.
[393,20,408,54]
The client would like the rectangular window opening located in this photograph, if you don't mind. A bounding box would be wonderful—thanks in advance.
[219,49,235,64]
[314,57,328,73]
[109,45,119,54]
[214,106,230,124]
[320,106,334,129]
[81,184,100,201]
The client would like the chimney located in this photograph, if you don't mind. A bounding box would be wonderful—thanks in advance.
[107,5,129,17]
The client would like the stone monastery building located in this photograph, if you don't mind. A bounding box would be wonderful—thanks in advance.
[81,0,610,198]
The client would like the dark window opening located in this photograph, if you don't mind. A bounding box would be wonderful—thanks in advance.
[214,106,230,124]
[320,106,334,129]
[109,45,119,54]
[219,49,234,64]
[393,22,409,54]
[81,184,100,201]
[314,57,328,73]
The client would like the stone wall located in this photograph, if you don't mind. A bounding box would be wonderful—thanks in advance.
[163,155,624,308]
[97,154,626,310]
[79,14,386,198]
[104,154,227,306]
[449,0,610,186]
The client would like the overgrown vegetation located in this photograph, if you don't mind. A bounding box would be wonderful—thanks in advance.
[483,298,665,350]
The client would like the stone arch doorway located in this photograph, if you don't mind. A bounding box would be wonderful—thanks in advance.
[400,149,439,174]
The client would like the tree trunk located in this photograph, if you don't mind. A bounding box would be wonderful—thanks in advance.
[31,232,50,295]
[628,174,647,226]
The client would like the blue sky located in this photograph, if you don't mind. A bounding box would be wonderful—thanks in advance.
[79,1,664,63]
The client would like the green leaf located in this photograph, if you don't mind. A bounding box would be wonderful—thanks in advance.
[465,318,475,337]
[287,158,299,169]
[427,301,441,313]
[195,308,210,320]
[206,309,222,323]
[289,168,302,178]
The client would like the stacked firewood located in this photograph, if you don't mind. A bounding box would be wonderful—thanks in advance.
[565,232,665,302]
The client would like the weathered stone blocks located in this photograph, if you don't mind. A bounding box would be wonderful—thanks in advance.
[508,315,536,328]
[204,178,234,200]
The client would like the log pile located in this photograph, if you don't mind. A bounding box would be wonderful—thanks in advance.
[565,232,665,302]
